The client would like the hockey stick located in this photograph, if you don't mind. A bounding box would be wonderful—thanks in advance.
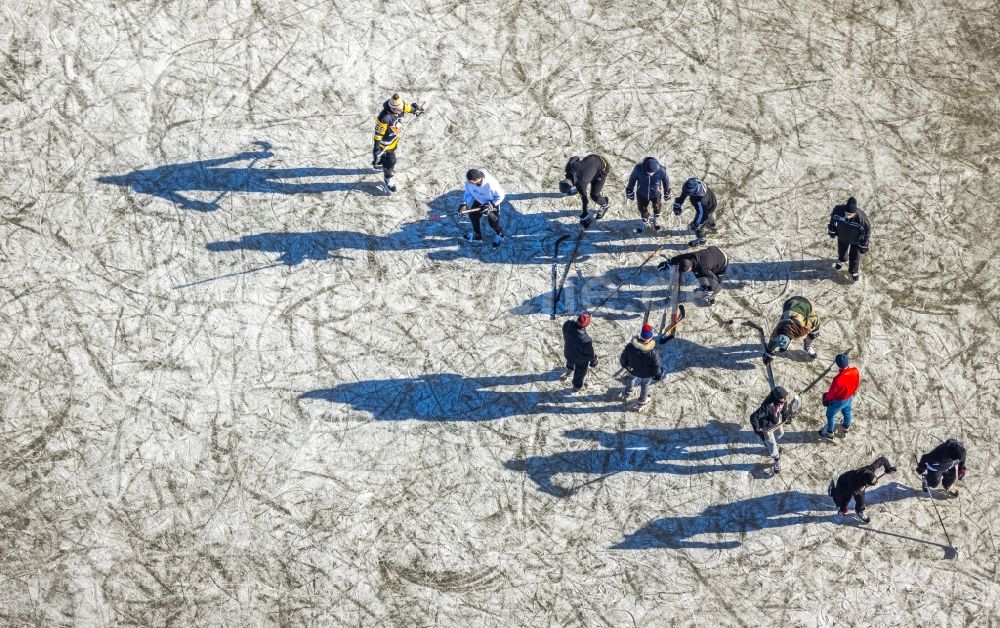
[590,245,664,316]
[742,320,777,390]
[930,500,958,558]
[658,267,683,344]
[549,234,569,319]
[552,230,585,318]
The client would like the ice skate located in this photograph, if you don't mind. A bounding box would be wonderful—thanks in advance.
[492,233,505,248]
[833,259,846,271]
[465,231,483,243]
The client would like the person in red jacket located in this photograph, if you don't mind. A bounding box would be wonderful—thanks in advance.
[818,353,860,438]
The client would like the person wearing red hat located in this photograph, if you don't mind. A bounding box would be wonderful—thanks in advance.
[618,323,664,408]
[561,313,598,391]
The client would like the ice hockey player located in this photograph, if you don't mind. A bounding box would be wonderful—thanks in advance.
[827,196,871,281]
[458,169,506,247]
[829,456,897,523]
[371,93,425,193]
[562,313,598,391]
[916,438,967,496]
[618,324,664,408]
[656,246,728,305]
[749,386,792,474]
[673,178,718,247]
[763,296,821,364]
[818,353,860,439]
[560,155,610,228]
[625,157,671,234]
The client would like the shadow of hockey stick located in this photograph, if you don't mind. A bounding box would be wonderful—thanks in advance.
[857,525,959,560]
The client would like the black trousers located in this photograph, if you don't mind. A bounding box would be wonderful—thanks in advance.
[693,209,717,239]
[582,173,608,215]
[637,196,662,219]
[566,361,589,389]
[469,200,502,238]
[832,488,866,513]
[837,239,862,274]
[926,467,958,489]
[377,150,397,178]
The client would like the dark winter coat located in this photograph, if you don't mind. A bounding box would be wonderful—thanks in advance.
[565,155,609,212]
[676,186,717,226]
[626,158,670,199]
[749,389,790,435]
[669,246,728,292]
[828,203,872,248]
[831,456,895,510]
[562,320,597,365]
[619,337,664,379]
[917,439,967,474]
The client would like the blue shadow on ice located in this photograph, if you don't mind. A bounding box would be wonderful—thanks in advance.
[505,421,772,496]
[299,370,625,421]
[204,190,670,266]
[614,481,920,550]
[95,142,388,212]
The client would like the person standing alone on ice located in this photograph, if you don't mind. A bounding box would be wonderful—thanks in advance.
[458,169,507,247]
[673,178,718,247]
[829,456,896,523]
[916,439,967,496]
[818,353,860,439]
[562,313,598,391]
[750,386,792,474]
[828,196,871,281]
[618,324,664,409]
[560,155,610,228]
[625,157,671,234]
[372,93,425,193]
[763,296,821,363]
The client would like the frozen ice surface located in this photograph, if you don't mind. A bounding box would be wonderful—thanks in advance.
[2,0,999,625]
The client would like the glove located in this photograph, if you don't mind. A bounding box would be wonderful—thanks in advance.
[412,102,426,115]
[887,466,897,475]
[672,200,683,215]
[762,352,773,365]
[656,260,671,272]
[916,463,927,475]
[828,230,837,238]
[626,191,635,201]
[457,203,468,214]
[859,243,869,253]
[958,467,966,480]
[485,202,500,215]
[589,358,598,368]
[372,147,385,167]
[821,394,830,407]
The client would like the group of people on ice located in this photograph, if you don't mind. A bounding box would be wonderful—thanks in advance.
[371,92,968,526]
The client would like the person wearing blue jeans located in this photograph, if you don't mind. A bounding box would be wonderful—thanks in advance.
[820,353,860,438]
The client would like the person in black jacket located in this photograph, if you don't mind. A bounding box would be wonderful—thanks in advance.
[916,439,967,496]
[827,196,871,281]
[561,313,598,391]
[749,387,791,474]
[657,245,729,304]
[618,324,664,408]
[625,157,671,234]
[560,155,610,228]
[829,456,896,523]
[673,178,718,247]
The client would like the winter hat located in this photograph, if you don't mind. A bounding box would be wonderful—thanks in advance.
[678,257,695,273]
[774,334,791,351]
[644,157,660,174]
[859,468,877,485]
[466,169,485,182]
[576,313,591,328]
[388,93,404,112]
[639,324,654,341]
[682,178,707,197]
[773,386,789,400]
[559,179,576,195]
[835,353,849,369]
[846,197,858,213]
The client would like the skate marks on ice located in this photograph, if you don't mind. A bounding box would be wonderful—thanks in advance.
[505,421,787,497]
[299,369,625,421]
[96,146,390,212]
[614,482,923,551]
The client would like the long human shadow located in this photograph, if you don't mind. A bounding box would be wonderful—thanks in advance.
[506,420,774,496]
[513,257,850,317]
[299,369,625,421]
[613,481,919,550]
[204,190,672,267]
[96,143,388,211]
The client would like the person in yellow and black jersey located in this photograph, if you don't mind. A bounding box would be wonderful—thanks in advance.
[372,93,425,193]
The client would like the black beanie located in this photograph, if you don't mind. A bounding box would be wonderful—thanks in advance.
[466,169,485,182]
[846,197,857,211]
